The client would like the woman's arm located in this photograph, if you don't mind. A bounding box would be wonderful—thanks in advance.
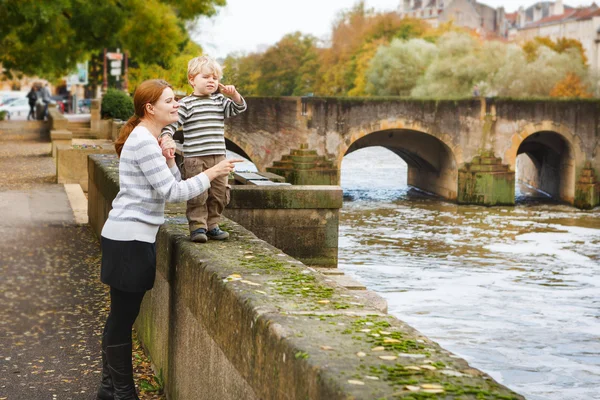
[134,140,240,203]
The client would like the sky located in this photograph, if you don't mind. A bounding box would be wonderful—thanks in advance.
[191,0,594,59]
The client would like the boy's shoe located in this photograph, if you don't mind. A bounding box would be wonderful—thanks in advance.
[191,228,207,243]
[207,227,229,240]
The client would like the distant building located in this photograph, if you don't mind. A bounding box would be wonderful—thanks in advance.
[398,0,600,71]
[513,1,600,71]
[397,0,510,38]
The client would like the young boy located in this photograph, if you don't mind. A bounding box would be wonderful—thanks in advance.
[160,56,247,243]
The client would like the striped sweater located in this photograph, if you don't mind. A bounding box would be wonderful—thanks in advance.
[161,93,247,157]
[101,126,211,243]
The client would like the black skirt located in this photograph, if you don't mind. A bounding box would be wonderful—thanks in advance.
[101,236,156,292]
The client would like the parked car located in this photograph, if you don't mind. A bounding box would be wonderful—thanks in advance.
[0,91,27,107]
[0,97,31,119]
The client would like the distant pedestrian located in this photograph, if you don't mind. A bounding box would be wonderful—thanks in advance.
[26,85,38,120]
[36,83,51,120]
[160,55,247,243]
[96,79,241,400]
[472,84,480,97]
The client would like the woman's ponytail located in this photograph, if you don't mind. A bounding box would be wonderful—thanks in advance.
[114,115,140,157]
[113,79,172,157]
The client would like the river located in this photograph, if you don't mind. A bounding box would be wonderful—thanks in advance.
[338,147,600,400]
[229,146,600,399]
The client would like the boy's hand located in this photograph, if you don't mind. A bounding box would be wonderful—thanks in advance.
[218,83,238,97]
[218,83,243,104]
[159,135,176,160]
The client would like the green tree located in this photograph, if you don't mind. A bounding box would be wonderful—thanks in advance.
[256,32,318,96]
[411,32,487,97]
[222,53,263,96]
[366,38,437,96]
[0,0,224,78]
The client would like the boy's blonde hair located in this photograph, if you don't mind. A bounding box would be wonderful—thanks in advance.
[187,56,223,80]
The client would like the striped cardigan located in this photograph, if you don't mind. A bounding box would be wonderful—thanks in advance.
[101,126,210,243]
[161,93,247,157]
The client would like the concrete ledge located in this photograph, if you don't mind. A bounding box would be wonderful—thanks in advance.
[87,155,524,400]
[51,130,73,158]
[56,141,114,191]
[64,183,88,224]
[229,185,342,209]
[0,120,50,140]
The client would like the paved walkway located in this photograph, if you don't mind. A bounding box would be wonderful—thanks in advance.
[0,139,109,400]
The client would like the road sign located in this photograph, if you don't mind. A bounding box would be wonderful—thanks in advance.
[66,62,89,87]
[110,68,122,76]
[106,52,123,61]
[110,60,121,68]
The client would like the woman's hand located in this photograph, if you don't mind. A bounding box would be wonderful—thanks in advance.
[159,134,176,160]
[204,159,244,181]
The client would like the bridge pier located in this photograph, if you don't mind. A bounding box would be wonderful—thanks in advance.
[575,163,600,209]
[458,152,515,206]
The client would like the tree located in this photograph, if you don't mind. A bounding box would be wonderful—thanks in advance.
[255,32,318,96]
[222,52,262,96]
[522,37,588,66]
[411,32,487,97]
[0,0,225,78]
[366,38,437,96]
[550,72,593,98]
[128,40,203,95]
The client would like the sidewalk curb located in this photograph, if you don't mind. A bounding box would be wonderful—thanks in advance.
[64,183,88,224]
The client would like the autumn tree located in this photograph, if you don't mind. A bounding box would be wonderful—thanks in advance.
[522,37,588,66]
[0,0,225,78]
[550,72,593,98]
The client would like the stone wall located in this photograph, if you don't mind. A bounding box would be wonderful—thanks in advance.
[224,185,342,267]
[56,144,115,191]
[0,120,50,140]
[87,154,524,400]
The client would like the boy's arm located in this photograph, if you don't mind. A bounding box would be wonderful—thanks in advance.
[160,101,187,139]
[218,84,247,118]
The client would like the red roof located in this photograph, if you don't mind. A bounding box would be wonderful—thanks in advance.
[505,12,518,23]
[522,5,600,29]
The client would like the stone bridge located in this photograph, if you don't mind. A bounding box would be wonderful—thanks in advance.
[225,97,600,209]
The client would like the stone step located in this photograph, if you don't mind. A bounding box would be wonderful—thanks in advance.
[290,155,323,163]
[349,290,388,314]
[313,267,345,276]
[290,149,317,156]
[325,274,367,290]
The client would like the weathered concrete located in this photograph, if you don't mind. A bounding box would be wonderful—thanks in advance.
[50,130,73,158]
[56,141,115,191]
[0,120,50,140]
[225,97,600,208]
[88,154,525,400]
[224,184,342,267]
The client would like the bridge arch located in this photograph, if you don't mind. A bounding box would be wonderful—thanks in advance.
[338,122,459,200]
[505,122,583,203]
[225,137,255,165]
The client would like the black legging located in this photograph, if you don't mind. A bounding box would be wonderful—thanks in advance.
[103,287,146,346]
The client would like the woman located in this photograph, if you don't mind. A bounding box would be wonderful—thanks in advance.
[96,79,240,400]
[26,85,38,120]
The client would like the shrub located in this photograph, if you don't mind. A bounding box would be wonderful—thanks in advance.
[101,89,134,121]
[0,110,7,121]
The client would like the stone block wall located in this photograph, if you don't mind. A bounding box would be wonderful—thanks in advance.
[56,144,115,191]
[87,154,524,400]
[224,185,342,267]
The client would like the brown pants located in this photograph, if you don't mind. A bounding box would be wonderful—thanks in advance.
[183,155,230,233]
